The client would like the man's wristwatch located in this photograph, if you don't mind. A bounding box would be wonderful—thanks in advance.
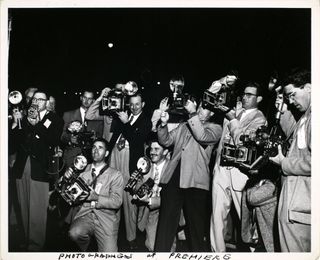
[90,201,97,209]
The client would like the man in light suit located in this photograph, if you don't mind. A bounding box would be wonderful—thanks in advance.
[270,69,311,252]
[61,90,103,167]
[133,135,170,251]
[210,82,267,252]
[68,138,124,252]
[155,99,222,252]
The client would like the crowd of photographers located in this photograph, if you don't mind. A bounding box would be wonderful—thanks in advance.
[8,68,311,253]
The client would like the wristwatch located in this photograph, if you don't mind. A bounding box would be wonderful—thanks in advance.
[90,201,97,209]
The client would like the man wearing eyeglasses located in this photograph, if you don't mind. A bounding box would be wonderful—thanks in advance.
[61,91,103,167]
[210,82,267,252]
[11,90,63,251]
[269,69,311,252]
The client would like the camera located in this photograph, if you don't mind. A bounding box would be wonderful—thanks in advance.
[221,126,286,171]
[124,157,152,195]
[56,155,91,205]
[135,177,155,199]
[100,81,139,116]
[202,74,238,112]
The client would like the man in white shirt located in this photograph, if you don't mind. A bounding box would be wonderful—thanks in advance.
[210,82,267,252]
[61,90,103,167]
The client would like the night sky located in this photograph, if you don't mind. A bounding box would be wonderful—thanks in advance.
[8,8,311,114]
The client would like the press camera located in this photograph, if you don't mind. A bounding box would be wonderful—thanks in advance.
[67,120,95,151]
[124,157,153,197]
[100,81,138,115]
[55,155,90,205]
[202,74,238,112]
[221,126,285,171]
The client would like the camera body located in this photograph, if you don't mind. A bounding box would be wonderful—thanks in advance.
[202,74,238,112]
[221,126,285,171]
[135,177,155,199]
[124,157,152,196]
[100,89,126,115]
[56,155,91,205]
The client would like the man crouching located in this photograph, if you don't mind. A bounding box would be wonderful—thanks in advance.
[68,138,124,252]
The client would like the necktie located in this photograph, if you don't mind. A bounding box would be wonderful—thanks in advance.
[117,115,133,151]
[154,165,160,185]
[91,168,97,189]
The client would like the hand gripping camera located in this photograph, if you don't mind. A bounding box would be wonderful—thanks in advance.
[202,74,238,112]
[55,155,91,205]
[221,126,286,171]
[124,157,154,197]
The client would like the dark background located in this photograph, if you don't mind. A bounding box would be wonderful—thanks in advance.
[8,8,311,115]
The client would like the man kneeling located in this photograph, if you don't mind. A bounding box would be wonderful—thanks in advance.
[68,138,124,252]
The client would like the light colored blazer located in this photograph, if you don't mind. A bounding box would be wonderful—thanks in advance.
[157,114,222,191]
[213,109,267,191]
[74,164,124,235]
[279,107,311,225]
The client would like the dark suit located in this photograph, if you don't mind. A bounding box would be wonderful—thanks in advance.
[12,110,63,251]
[61,108,103,167]
[109,111,152,242]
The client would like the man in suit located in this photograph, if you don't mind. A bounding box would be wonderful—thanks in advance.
[210,82,267,252]
[154,99,222,252]
[68,138,124,252]
[61,90,103,167]
[133,135,170,251]
[270,69,311,252]
[11,90,63,251]
[108,91,152,248]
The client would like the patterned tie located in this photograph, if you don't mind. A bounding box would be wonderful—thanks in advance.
[91,168,97,189]
[117,115,133,151]
[153,165,160,185]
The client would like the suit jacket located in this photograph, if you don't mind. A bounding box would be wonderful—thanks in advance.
[279,107,311,225]
[109,111,152,174]
[157,114,222,190]
[213,109,267,191]
[137,159,170,233]
[74,164,124,236]
[61,108,103,145]
[12,111,63,182]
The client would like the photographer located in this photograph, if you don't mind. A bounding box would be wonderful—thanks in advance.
[61,90,103,167]
[11,90,63,251]
[154,98,222,252]
[132,134,171,251]
[68,138,124,252]
[210,82,267,252]
[269,69,311,252]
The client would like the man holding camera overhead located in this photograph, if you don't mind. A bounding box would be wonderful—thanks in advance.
[68,138,124,252]
[11,90,63,251]
[101,85,152,249]
[210,82,266,252]
[154,97,222,252]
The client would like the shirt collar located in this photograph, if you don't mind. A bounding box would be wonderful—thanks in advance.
[91,163,106,176]
[39,109,48,121]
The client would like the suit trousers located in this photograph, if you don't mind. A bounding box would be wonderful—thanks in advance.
[69,211,118,252]
[15,156,49,251]
[278,181,311,252]
[210,166,247,252]
[155,164,210,252]
[110,146,137,242]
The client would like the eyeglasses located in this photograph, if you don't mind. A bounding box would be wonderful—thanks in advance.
[32,98,47,103]
[241,93,257,98]
[82,96,93,101]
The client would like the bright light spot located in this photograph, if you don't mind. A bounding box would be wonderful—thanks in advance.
[157,81,161,85]
[75,92,78,95]
[96,92,99,94]
[64,92,66,95]
[108,43,114,48]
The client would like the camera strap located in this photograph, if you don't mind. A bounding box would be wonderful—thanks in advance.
[89,164,109,189]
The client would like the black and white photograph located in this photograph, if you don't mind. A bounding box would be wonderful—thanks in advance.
[1,0,319,259]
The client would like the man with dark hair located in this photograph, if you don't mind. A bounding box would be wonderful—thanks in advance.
[11,90,63,251]
[108,90,152,249]
[155,99,222,252]
[68,138,124,252]
[61,90,103,167]
[210,82,267,252]
[270,69,311,252]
